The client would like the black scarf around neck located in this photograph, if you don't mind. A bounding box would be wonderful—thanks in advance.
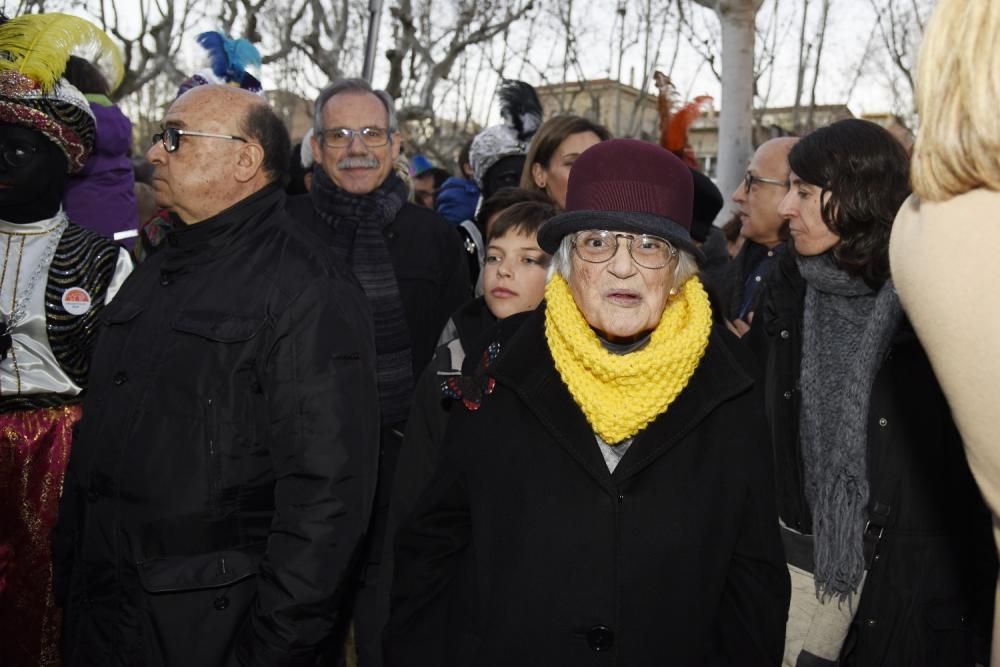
[311,169,414,427]
[796,253,902,601]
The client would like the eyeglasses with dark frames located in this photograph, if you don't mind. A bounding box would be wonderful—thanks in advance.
[319,127,391,149]
[572,230,678,270]
[744,171,788,194]
[152,126,248,153]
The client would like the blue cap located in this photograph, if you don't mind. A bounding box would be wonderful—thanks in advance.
[410,154,433,177]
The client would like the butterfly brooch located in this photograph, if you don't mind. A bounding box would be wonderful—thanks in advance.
[440,340,501,411]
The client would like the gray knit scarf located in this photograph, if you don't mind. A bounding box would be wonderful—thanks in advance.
[797,253,902,600]
[311,168,414,427]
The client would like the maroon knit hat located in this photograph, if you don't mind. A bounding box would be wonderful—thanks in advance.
[537,138,703,262]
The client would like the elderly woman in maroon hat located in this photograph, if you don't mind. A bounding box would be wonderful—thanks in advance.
[384,139,789,666]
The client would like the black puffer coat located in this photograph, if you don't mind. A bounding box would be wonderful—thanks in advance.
[53,186,381,667]
[746,251,997,665]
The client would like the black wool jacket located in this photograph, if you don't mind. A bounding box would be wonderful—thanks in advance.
[53,185,381,667]
[385,306,790,667]
[745,250,997,666]
[287,193,471,380]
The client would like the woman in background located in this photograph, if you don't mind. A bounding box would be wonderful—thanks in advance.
[520,115,610,208]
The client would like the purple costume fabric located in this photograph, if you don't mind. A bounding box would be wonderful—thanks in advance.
[63,97,137,243]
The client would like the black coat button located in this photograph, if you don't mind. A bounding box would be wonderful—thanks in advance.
[159,274,171,286]
[86,489,100,502]
[586,625,614,652]
[213,596,230,610]
[113,372,127,386]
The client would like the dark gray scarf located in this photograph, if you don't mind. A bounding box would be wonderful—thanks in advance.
[797,253,902,600]
[311,168,414,427]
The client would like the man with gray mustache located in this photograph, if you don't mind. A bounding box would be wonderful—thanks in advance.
[287,78,470,666]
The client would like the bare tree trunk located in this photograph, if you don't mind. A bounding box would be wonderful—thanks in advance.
[692,0,762,221]
[790,0,811,132]
[805,0,831,131]
[751,0,781,140]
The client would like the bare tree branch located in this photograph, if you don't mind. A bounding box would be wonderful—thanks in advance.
[805,0,830,130]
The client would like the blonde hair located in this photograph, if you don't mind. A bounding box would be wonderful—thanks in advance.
[912,0,1000,201]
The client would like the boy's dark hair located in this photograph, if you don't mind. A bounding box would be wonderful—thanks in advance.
[487,200,559,242]
[476,187,552,234]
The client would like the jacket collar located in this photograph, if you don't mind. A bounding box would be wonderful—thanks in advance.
[491,305,754,489]
[162,183,284,273]
[756,248,806,335]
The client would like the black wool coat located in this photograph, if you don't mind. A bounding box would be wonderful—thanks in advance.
[745,251,997,666]
[287,194,471,381]
[53,186,381,667]
[384,306,790,667]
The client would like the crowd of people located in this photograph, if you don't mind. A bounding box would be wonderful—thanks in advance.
[0,1,998,666]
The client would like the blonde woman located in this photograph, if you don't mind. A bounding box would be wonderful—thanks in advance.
[889,2,1000,661]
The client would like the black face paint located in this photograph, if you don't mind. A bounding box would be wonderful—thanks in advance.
[0,124,69,224]
[482,155,526,201]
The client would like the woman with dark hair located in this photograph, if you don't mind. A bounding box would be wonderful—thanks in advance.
[748,118,995,665]
[520,114,610,208]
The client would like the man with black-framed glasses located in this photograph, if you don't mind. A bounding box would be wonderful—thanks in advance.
[56,83,380,666]
[286,77,470,667]
[720,137,798,335]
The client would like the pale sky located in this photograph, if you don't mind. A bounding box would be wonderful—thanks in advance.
[60,0,919,124]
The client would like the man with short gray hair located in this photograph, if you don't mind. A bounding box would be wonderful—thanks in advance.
[287,78,470,665]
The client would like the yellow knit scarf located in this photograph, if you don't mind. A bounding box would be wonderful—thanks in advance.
[544,273,713,444]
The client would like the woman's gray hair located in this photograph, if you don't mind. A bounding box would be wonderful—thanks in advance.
[547,234,700,287]
[313,78,398,136]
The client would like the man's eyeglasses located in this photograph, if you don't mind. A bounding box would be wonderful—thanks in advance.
[744,171,788,194]
[572,230,678,270]
[152,126,248,153]
[319,127,391,149]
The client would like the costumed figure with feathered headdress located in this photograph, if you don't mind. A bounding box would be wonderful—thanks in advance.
[176,31,262,98]
[459,80,543,293]
[0,12,134,666]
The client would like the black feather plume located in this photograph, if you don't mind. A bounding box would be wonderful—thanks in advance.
[498,79,543,142]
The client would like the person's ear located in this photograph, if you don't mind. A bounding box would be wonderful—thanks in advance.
[310,133,322,163]
[389,130,401,160]
[234,142,265,183]
[531,162,547,189]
